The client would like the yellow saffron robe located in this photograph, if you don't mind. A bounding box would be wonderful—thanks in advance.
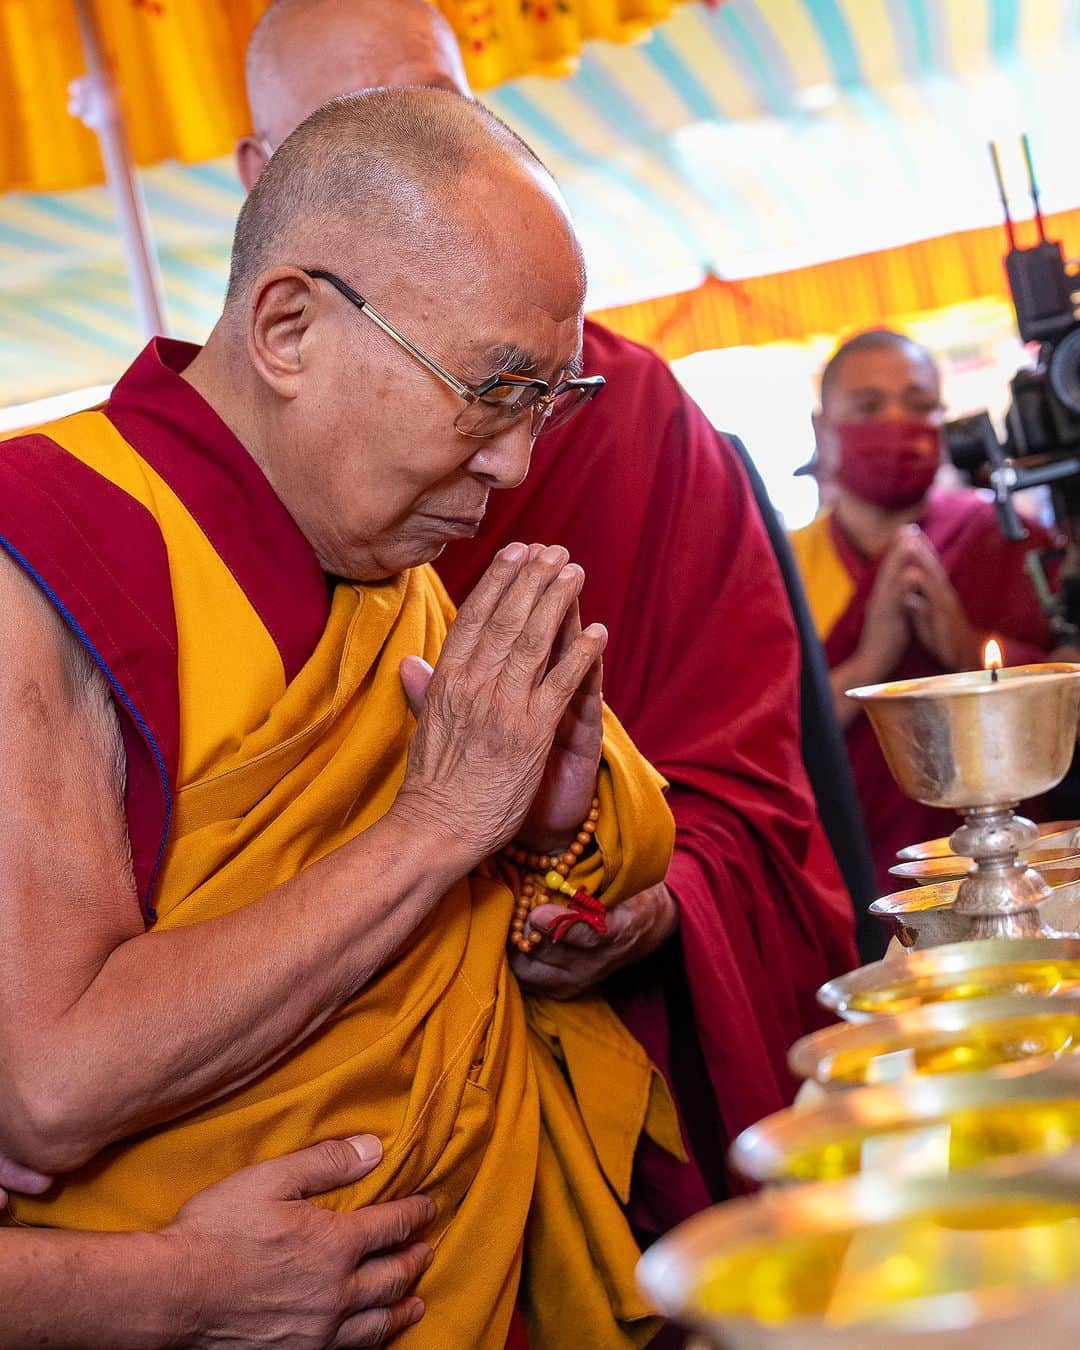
[2,342,679,1349]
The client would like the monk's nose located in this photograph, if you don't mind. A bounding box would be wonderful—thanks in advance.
[468,417,535,491]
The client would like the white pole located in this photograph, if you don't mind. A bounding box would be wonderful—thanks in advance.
[70,0,167,337]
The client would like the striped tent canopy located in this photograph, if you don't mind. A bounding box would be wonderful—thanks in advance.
[2,0,689,193]
[5,0,1080,404]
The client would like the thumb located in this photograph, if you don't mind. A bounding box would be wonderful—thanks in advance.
[256,1135,384,1201]
[528,903,606,948]
[400,656,434,720]
[0,1155,52,1197]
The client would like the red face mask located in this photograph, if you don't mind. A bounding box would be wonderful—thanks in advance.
[830,418,942,511]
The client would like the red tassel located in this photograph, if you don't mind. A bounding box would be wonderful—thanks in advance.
[547,890,608,944]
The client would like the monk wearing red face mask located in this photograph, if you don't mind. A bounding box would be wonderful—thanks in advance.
[790,329,1056,889]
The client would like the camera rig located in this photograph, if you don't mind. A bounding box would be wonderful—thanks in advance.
[945,136,1080,641]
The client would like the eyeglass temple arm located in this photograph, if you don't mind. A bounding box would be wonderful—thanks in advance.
[305,269,474,402]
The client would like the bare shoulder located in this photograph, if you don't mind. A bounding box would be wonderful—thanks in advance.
[0,546,125,803]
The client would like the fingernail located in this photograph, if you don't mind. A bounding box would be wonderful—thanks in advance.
[347,1134,382,1164]
[408,1299,425,1324]
[541,545,566,565]
[559,564,580,581]
[420,1245,435,1271]
[503,543,526,561]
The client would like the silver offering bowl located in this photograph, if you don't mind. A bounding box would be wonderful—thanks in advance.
[788,995,1080,1091]
[868,875,1080,950]
[636,1157,1080,1349]
[816,937,1080,1021]
[728,1062,1080,1186]
[848,664,1080,940]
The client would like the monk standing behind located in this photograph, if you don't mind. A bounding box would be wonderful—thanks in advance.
[790,329,1055,890]
[239,0,858,1215]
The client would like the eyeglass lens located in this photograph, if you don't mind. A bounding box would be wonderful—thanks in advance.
[453,384,595,438]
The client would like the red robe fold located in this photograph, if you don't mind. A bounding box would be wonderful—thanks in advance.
[436,320,857,1209]
[822,494,1055,892]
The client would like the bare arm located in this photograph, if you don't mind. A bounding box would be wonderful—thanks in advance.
[0,1228,186,1349]
[0,554,462,1172]
[0,1137,432,1350]
[0,544,604,1173]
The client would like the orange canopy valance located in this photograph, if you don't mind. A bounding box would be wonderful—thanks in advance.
[1,0,690,193]
[591,208,1080,362]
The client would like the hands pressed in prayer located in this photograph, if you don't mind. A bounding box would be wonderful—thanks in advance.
[831,531,915,727]
[396,542,606,868]
[901,528,984,672]
[834,526,989,728]
[852,530,915,684]
[510,882,678,1000]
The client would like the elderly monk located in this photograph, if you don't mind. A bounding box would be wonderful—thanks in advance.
[238,0,858,1219]
[790,329,1055,889]
[0,91,679,1349]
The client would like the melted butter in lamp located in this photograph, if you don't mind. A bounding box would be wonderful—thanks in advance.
[690,1198,1080,1326]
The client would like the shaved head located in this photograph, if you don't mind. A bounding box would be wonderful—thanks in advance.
[245,0,468,157]
[820,329,938,409]
[198,84,588,583]
[229,86,574,304]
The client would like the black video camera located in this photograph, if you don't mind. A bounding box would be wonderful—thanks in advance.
[944,137,1080,637]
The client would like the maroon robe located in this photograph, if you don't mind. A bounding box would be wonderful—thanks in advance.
[436,320,858,1216]
[824,492,1056,893]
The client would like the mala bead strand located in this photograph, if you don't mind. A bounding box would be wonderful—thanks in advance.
[506,796,600,953]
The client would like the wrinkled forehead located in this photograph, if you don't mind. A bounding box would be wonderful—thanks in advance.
[394,218,584,382]
[299,172,584,384]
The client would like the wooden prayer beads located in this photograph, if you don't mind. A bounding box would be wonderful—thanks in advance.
[503,796,600,953]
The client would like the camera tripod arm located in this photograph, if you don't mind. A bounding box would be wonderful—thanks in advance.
[987,461,1030,542]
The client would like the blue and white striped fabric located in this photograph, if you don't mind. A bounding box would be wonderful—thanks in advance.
[4,0,1080,404]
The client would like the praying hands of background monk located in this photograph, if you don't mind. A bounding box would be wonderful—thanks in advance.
[0,1137,433,1349]
[830,525,985,727]
[0,542,606,1177]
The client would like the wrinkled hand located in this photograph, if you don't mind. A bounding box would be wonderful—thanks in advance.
[852,530,913,684]
[168,1136,434,1349]
[901,529,983,671]
[510,882,678,1001]
[394,543,606,868]
[0,1152,51,1209]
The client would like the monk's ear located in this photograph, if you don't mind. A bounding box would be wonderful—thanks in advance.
[236,137,269,193]
[247,267,320,399]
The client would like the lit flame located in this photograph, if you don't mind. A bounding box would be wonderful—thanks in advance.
[983,638,1003,672]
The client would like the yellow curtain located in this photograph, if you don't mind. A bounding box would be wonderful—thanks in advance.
[590,208,1080,359]
[0,0,689,193]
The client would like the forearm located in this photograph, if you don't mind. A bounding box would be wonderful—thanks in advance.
[0,1229,189,1350]
[829,655,872,728]
[4,810,463,1171]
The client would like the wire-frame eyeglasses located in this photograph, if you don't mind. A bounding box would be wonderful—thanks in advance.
[304,269,605,439]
